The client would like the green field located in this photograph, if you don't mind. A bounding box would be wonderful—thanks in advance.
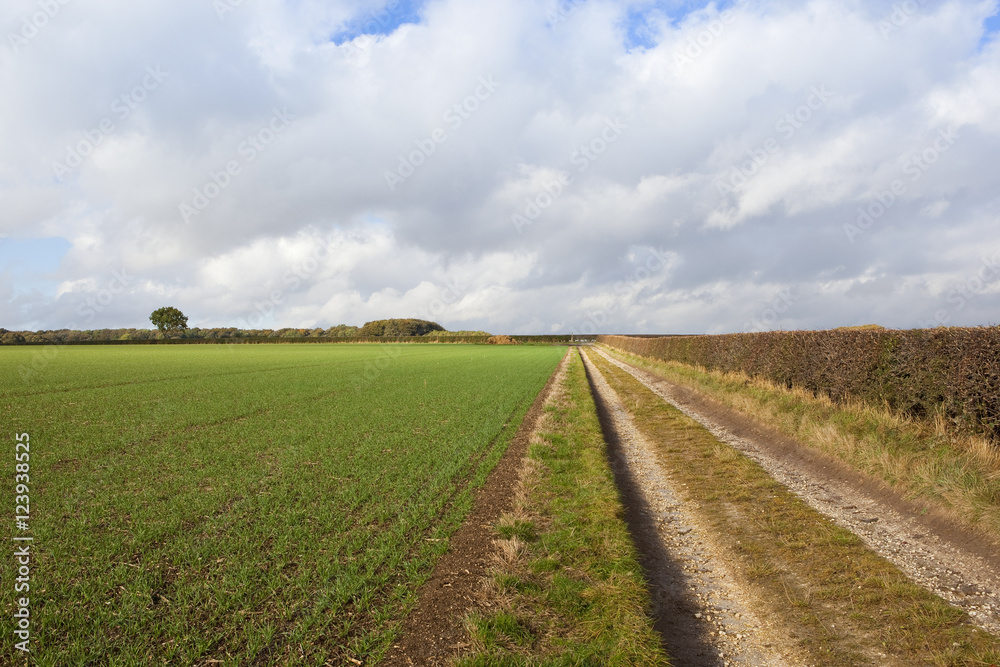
[1,343,564,665]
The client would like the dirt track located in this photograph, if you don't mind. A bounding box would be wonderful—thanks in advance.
[386,346,999,665]
[580,348,805,665]
[590,345,1000,639]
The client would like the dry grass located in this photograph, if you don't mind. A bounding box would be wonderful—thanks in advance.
[487,335,521,345]
[599,345,1000,541]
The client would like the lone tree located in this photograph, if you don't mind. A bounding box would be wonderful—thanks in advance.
[149,306,189,332]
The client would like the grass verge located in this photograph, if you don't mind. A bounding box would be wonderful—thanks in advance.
[597,344,1000,541]
[588,350,1000,666]
[456,349,670,667]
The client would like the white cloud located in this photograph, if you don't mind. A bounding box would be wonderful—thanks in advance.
[1,0,999,333]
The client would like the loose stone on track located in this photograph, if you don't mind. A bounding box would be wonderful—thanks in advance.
[581,349,803,666]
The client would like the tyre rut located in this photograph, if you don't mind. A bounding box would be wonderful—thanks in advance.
[580,348,804,666]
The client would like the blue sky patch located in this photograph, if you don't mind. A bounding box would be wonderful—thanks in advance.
[986,10,1000,32]
[0,236,71,298]
[623,7,661,49]
[980,10,1000,50]
[621,0,736,49]
[332,0,426,44]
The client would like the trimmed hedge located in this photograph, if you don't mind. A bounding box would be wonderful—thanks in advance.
[598,328,1000,443]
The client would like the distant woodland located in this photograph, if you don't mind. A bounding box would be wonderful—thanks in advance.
[0,319,489,345]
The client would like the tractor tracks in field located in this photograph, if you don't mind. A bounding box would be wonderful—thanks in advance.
[584,346,1000,647]
[580,348,804,666]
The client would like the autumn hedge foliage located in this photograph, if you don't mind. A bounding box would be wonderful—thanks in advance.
[598,328,1000,443]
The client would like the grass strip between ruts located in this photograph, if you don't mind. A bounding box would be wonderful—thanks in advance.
[456,349,671,666]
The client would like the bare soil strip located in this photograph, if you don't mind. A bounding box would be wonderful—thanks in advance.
[381,349,570,666]
[581,349,806,666]
[593,345,1000,637]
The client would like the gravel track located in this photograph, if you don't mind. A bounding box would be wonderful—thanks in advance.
[592,345,1000,638]
[581,349,806,666]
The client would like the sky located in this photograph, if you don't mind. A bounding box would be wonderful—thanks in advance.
[1,0,999,335]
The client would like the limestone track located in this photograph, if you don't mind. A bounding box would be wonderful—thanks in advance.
[589,345,1000,639]
[580,348,807,666]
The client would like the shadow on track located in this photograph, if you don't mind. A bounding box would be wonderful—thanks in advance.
[581,351,723,667]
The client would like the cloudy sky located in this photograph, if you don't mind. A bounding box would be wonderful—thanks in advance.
[2,0,999,335]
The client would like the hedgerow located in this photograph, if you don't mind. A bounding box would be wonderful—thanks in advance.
[598,328,1000,442]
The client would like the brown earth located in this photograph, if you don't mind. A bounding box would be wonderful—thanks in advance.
[380,349,569,666]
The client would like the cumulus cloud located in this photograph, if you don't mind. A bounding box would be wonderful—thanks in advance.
[1,0,999,333]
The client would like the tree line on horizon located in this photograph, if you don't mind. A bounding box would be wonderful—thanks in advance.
[0,318,489,345]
